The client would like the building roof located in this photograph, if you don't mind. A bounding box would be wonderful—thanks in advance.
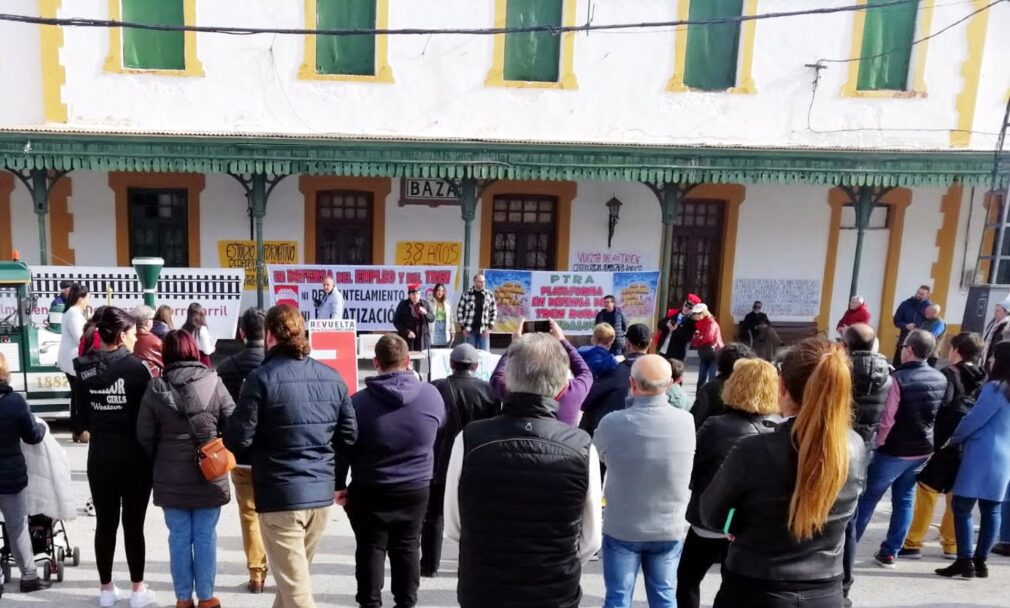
[0,129,1004,188]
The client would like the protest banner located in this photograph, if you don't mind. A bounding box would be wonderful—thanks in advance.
[218,240,298,290]
[267,264,457,331]
[30,266,245,345]
[569,250,656,272]
[394,241,463,289]
[483,269,660,335]
[308,319,360,394]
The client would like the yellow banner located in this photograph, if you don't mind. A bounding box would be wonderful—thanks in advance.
[218,240,299,290]
[395,241,462,289]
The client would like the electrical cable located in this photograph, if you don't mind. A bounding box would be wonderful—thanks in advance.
[0,0,926,37]
[805,0,1007,136]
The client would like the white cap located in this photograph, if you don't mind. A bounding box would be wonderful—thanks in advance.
[692,303,709,316]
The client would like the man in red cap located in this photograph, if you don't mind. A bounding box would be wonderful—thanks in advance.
[394,284,435,351]
[656,294,701,361]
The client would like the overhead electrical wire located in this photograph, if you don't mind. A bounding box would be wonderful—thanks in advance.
[0,0,929,37]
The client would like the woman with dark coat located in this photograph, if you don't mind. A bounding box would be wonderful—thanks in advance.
[74,307,157,607]
[0,352,49,594]
[393,284,435,351]
[677,359,778,608]
[936,341,1010,579]
[700,338,865,608]
[137,330,235,608]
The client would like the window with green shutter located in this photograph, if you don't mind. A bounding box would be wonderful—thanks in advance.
[682,0,744,91]
[316,0,377,76]
[503,0,563,83]
[857,0,918,91]
[121,0,185,70]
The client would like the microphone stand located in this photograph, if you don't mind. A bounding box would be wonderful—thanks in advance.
[422,308,432,383]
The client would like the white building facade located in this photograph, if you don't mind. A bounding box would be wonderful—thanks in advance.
[1,0,1008,352]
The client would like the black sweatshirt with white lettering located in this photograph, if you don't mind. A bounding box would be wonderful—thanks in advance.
[75,347,153,468]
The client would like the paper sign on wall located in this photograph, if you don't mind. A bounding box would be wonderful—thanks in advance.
[395,241,463,289]
[731,278,822,318]
[218,240,298,290]
[569,250,655,272]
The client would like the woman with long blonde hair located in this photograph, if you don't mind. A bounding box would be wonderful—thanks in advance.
[700,338,865,608]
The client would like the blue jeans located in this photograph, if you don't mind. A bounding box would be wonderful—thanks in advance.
[854,453,928,556]
[697,355,717,389]
[164,507,221,601]
[602,534,682,608]
[464,331,490,352]
[1001,482,1010,542]
[952,496,1002,559]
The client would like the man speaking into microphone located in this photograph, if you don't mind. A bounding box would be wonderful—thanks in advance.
[394,284,435,351]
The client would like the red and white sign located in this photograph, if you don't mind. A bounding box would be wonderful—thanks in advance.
[308,319,360,395]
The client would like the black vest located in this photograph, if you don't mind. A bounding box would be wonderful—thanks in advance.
[880,361,947,457]
[458,393,591,608]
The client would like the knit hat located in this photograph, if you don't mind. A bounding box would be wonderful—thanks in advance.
[407,283,421,293]
[999,298,1010,313]
[686,293,702,305]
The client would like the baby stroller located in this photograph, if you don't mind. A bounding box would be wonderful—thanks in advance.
[1,514,81,583]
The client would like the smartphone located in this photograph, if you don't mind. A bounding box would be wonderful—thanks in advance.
[522,320,551,334]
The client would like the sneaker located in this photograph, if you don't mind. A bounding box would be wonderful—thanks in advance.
[19,577,52,593]
[874,550,896,569]
[897,547,922,560]
[99,586,123,607]
[992,542,1010,557]
[129,585,156,608]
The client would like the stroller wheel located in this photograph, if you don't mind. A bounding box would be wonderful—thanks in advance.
[72,546,81,567]
[41,561,51,582]
[56,559,64,583]
[1,561,10,582]
[57,547,65,564]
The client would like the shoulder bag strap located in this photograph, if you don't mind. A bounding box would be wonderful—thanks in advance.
[163,380,210,449]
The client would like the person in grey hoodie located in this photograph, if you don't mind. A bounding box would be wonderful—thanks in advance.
[593,354,696,607]
[335,334,444,608]
[137,330,235,608]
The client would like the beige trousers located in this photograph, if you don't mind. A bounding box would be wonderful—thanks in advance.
[258,506,331,608]
[231,468,268,581]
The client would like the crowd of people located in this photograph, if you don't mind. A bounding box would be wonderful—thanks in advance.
[1,277,1009,608]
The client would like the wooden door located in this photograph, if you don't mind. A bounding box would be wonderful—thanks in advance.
[668,200,725,311]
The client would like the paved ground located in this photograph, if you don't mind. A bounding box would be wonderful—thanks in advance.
[3,362,1009,607]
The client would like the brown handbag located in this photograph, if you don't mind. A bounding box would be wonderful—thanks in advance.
[167,381,236,481]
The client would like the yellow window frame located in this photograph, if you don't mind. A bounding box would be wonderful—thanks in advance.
[667,0,759,94]
[103,0,204,77]
[840,0,935,98]
[297,0,394,83]
[485,0,578,90]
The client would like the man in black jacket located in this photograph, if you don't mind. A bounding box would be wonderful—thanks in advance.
[393,284,435,351]
[445,333,602,608]
[840,323,892,602]
[216,307,268,593]
[421,343,500,577]
[854,329,947,568]
[224,304,357,608]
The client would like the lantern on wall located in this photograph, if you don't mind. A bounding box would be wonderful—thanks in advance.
[606,197,623,248]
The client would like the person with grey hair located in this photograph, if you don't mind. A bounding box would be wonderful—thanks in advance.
[131,304,163,376]
[855,329,948,568]
[445,332,602,608]
[593,354,695,606]
[837,295,872,337]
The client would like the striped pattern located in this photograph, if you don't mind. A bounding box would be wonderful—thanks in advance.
[32,268,243,303]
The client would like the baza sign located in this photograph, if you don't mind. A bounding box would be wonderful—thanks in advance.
[399,178,461,207]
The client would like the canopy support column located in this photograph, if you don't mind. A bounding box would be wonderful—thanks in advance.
[229,172,289,309]
[9,169,70,265]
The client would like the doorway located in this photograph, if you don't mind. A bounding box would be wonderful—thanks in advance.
[667,200,725,311]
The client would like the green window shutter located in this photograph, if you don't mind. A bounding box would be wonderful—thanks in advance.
[316,0,376,76]
[683,0,744,91]
[857,0,918,91]
[122,0,185,70]
[503,0,563,82]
